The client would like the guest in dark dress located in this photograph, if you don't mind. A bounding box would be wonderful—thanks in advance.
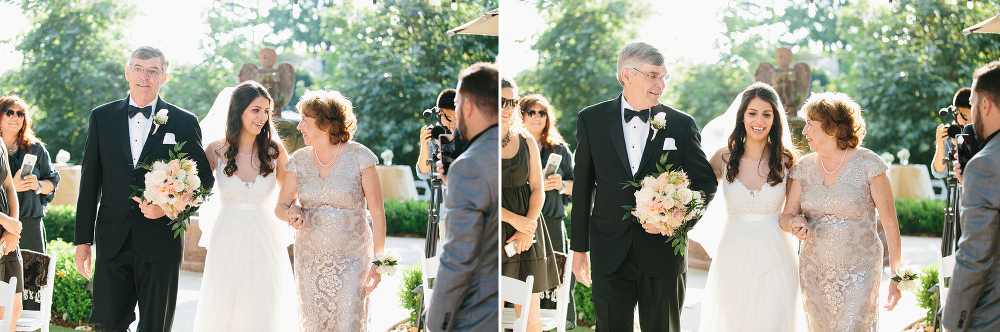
[0,95,60,253]
[500,78,559,332]
[519,94,576,328]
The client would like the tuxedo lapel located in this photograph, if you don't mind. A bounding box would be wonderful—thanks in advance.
[137,106,168,166]
[604,96,631,176]
[636,107,669,176]
[113,99,134,166]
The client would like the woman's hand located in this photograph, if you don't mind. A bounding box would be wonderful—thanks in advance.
[790,216,814,240]
[0,231,18,255]
[1,216,21,237]
[884,280,902,310]
[287,205,307,230]
[507,231,534,254]
[363,264,382,293]
[542,174,564,192]
[508,215,536,235]
[12,170,37,193]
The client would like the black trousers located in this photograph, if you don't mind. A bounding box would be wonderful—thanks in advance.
[90,232,179,332]
[592,246,685,332]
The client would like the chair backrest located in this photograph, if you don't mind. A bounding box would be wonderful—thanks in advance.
[422,255,440,309]
[0,277,18,332]
[501,275,533,332]
[554,253,574,328]
[931,179,946,201]
[939,254,956,305]
[414,180,431,201]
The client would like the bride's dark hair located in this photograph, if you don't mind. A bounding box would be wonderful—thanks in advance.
[223,80,281,177]
[725,82,799,186]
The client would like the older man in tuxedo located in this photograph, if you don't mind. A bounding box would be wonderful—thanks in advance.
[74,46,214,332]
[571,41,717,332]
[943,60,1000,332]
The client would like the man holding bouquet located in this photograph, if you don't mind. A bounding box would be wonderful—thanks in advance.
[571,41,716,332]
[74,46,214,332]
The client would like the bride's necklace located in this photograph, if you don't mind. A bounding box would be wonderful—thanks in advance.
[313,143,343,167]
[820,150,849,174]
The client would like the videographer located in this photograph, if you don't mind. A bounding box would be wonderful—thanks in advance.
[426,62,499,331]
[417,89,458,180]
[942,61,1000,332]
[931,87,972,179]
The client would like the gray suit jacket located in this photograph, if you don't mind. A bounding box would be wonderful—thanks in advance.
[944,132,1000,332]
[427,126,499,332]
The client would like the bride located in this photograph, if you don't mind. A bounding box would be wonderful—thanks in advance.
[192,80,297,331]
[693,82,805,331]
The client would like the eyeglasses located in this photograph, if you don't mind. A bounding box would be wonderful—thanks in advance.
[523,110,548,118]
[129,66,162,78]
[631,68,671,83]
[501,98,518,109]
[3,110,24,119]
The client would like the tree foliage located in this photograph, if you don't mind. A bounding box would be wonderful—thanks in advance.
[515,0,649,149]
[3,0,134,164]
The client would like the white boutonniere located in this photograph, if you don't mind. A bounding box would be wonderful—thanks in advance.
[650,112,667,141]
[152,109,169,135]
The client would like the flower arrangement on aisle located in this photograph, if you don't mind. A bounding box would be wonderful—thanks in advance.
[130,142,211,238]
[622,153,707,255]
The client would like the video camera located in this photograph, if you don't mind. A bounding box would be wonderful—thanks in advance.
[422,108,464,175]
[938,106,979,171]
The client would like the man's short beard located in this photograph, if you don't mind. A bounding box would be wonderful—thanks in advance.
[974,104,987,142]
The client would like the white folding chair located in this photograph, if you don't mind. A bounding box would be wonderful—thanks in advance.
[16,252,56,332]
[0,277,18,332]
[931,179,946,201]
[538,253,573,332]
[501,275,534,332]
[414,180,431,201]
[939,253,957,305]
[421,255,440,310]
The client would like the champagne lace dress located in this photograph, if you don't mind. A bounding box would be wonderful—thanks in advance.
[792,149,887,332]
[287,142,378,332]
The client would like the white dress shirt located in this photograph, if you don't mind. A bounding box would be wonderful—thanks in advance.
[621,97,650,176]
[128,96,157,167]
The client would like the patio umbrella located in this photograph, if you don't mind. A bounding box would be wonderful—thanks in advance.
[963,14,1000,35]
[447,8,498,36]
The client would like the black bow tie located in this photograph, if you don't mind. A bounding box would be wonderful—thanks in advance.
[128,105,152,118]
[624,108,649,123]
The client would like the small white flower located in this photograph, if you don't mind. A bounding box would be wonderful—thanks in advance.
[152,109,169,135]
[897,148,910,160]
[375,251,387,261]
[635,187,656,204]
[651,112,667,129]
[56,149,71,164]
[691,191,702,201]
[388,251,402,263]
[880,152,895,164]
[641,176,659,190]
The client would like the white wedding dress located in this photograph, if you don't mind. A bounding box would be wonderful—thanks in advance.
[698,168,803,332]
[192,158,298,331]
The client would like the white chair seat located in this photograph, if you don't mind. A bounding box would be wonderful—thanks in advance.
[501,275,534,332]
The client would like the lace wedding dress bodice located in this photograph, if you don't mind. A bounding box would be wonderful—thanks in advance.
[722,172,786,215]
[214,158,277,205]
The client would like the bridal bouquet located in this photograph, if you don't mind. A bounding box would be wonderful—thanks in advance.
[372,250,401,276]
[130,142,211,238]
[622,153,707,255]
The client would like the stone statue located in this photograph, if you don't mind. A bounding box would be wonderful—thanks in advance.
[239,48,304,153]
[755,47,812,152]
[239,48,296,113]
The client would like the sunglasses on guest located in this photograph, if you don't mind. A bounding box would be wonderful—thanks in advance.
[501,98,518,109]
[3,110,24,118]
[522,110,548,118]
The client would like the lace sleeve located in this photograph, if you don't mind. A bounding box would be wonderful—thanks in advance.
[789,154,808,180]
[355,142,378,171]
[861,149,889,181]
[286,148,303,173]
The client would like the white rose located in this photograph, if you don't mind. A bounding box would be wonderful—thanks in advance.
[653,112,666,124]
[375,251,387,261]
[661,183,675,196]
[186,174,201,189]
[376,265,386,275]
[155,109,169,123]
[635,187,656,204]
[146,170,168,187]
[388,251,402,263]
[675,188,693,205]
[641,176,659,190]
[152,161,169,172]
[661,196,676,210]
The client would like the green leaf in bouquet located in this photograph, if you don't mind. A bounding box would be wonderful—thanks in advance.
[171,222,181,230]
[659,153,669,165]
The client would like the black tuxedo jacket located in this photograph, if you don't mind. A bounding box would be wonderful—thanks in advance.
[571,94,717,277]
[74,96,214,263]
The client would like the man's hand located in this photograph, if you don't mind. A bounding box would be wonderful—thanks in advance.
[420,126,433,147]
[640,221,662,234]
[132,197,166,219]
[542,174,563,192]
[953,159,964,182]
[572,251,592,287]
[75,244,94,279]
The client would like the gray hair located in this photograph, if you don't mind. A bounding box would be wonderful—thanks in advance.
[616,41,664,86]
[128,46,169,73]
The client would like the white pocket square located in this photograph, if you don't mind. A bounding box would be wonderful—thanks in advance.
[163,133,177,145]
[662,138,677,150]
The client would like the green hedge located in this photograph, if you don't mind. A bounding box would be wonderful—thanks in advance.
[914,263,940,325]
[384,200,429,237]
[47,239,92,326]
[895,199,945,236]
[43,201,432,240]
[44,205,77,243]
[397,265,423,327]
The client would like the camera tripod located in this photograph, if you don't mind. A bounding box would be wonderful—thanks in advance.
[932,154,962,331]
[416,176,444,330]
